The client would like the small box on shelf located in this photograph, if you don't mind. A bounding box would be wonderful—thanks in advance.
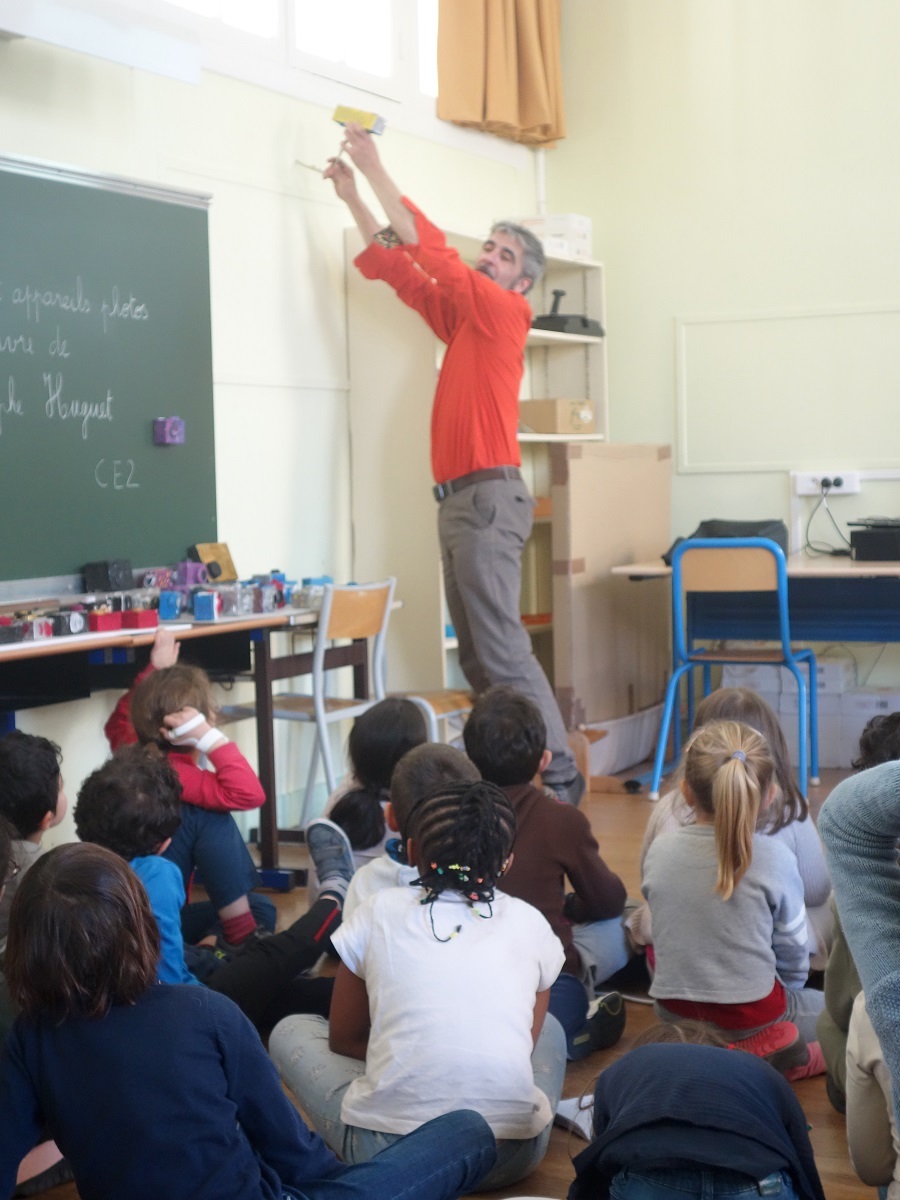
[520,399,594,436]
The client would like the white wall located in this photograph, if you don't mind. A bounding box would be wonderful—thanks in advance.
[552,0,900,546]
[0,36,536,837]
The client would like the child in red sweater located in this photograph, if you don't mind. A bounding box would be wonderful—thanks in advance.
[105,628,271,949]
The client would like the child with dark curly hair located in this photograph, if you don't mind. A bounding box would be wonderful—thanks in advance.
[270,776,566,1191]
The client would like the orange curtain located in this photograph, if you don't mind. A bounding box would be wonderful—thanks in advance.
[437,0,566,147]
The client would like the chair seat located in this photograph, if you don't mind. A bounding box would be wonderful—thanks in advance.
[271,694,372,720]
[397,688,474,716]
[687,647,811,664]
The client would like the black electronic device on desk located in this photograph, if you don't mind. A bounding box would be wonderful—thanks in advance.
[532,289,604,338]
[849,518,900,561]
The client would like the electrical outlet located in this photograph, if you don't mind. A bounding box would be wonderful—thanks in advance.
[793,471,861,496]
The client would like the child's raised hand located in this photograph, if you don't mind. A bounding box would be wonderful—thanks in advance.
[150,627,181,670]
[161,706,227,754]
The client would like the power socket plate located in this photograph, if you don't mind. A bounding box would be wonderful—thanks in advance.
[793,470,861,496]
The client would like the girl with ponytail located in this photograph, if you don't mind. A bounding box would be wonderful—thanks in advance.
[642,721,825,1073]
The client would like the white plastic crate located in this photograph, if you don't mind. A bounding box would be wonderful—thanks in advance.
[720,664,785,693]
[518,213,593,260]
[780,691,843,769]
[781,657,856,696]
[584,704,663,776]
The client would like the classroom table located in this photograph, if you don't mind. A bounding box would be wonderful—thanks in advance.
[612,552,900,643]
[0,609,368,881]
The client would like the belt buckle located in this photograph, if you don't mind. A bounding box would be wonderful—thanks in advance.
[434,481,450,501]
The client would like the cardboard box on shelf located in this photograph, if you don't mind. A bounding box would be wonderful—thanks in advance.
[519,398,594,436]
[840,689,900,768]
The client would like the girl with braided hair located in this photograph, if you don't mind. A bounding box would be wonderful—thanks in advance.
[643,720,826,1076]
[270,778,567,1191]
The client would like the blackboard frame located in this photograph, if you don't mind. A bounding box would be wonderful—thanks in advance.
[0,154,217,600]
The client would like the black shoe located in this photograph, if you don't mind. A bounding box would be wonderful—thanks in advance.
[14,1156,74,1197]
[566,991,626,1060]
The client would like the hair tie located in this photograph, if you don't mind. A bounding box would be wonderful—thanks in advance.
[731,750,746,763]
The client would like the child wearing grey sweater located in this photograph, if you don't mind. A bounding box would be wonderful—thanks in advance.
[643,720,825,1057]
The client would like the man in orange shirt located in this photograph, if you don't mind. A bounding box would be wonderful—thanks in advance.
[326,125,583,805]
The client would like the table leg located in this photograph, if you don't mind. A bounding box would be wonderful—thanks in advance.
[252,629,278,870]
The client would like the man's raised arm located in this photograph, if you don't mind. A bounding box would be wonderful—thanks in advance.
[332,122,418,246]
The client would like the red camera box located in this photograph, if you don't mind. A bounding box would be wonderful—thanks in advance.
[123,610,159,630]
[88,611,124,632]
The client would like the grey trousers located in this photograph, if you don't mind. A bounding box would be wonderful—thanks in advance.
[437,476,578,791]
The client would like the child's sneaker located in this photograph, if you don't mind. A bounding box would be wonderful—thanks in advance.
[305,817,354,902]
[785,1039,826,1081]
[729,1021,809,1074]
[566,991,626,1060]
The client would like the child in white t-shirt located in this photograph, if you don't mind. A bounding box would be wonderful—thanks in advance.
[269,771,566,1191]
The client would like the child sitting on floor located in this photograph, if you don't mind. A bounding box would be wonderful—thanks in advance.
[568,1023,826,1200]
[307,698,427,901]
[463,685,629,1060]
[643,719,825,1076]
[105,628,273,949]
[632,687,832,971]
[0,841,497,1200]
[270,772,567,1191]
[75,744,351,1032]
[338,741,480,920]
[0,733,72,1197]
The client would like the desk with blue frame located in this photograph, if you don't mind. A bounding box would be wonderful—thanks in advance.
[612,553,900,643]
[0,611,368,885]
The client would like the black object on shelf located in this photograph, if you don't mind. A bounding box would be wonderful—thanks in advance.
[532,289,604,338]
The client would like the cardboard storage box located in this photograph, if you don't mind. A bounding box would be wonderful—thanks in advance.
[519,399,594,436]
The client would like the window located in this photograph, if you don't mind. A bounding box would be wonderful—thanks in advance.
[292,0,393,78]
[162,0,280,39]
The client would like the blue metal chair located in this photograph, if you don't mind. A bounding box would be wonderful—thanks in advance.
[649,538,819,799]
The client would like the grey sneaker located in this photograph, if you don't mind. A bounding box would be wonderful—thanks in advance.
[544,772,587,807]
[305,817,354,901]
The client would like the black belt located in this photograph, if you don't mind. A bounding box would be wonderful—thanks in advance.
[433,466,522,502]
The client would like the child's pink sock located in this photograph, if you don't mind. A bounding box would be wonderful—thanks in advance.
[785,1039,826,1081]
[221,910,257,946]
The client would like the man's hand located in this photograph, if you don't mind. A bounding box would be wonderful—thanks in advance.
[150,627,180,670]
[324,157,359,203]
[338,122,382,177]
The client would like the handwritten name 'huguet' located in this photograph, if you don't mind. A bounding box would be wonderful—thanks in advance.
[44,372,113,440]
[13,277,91,324]
[0,376,23,436]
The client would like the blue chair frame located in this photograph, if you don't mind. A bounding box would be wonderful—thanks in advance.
[649,537,819,799]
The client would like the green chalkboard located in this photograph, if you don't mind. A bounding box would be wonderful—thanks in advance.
[0,157,216,586]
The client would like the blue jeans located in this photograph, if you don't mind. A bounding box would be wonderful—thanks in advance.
[164,802,271,918]
[609,1168,798,1200]
[283,1109,495,1200]
[270,1012,566,1191]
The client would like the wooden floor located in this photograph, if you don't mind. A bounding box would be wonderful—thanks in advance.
[40,767,866,1200]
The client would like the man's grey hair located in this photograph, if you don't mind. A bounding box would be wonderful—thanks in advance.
[491,221,545,293]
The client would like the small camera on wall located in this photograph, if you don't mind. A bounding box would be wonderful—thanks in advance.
[153,416,186,445]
